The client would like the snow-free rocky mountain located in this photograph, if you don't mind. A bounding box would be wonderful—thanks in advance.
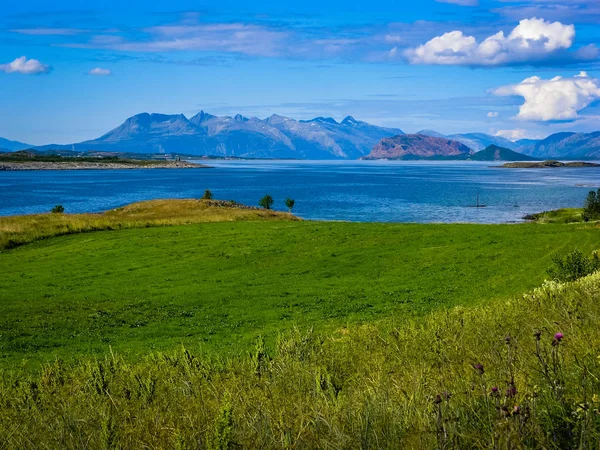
[7,113,600,159]
[0,137,31,152]
[364,134,473,160]
[35,112,405,160]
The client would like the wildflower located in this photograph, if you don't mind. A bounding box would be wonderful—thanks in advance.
[433,394,442,405]
[533,331,542,340]
[504,335,512,344]
[472,363,484,375]
[506,384,517,398]
[491,386,499,397]
[513,405,521,415]
[554,332,564,342]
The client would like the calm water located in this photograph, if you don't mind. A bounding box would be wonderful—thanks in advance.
[1,160,599,223]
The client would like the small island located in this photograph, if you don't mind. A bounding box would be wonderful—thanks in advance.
[501,160,600,169]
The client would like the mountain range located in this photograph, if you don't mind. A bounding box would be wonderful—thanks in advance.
[34,112,405,160]
[3,111,600,160]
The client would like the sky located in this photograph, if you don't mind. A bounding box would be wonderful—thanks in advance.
[1,0,600,145]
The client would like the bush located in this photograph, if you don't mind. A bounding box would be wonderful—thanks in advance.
[583,188,600,221]
[51,205,65,214]
[202,190,214,200]
[284,198,295,213]
[258,195,274,210]
[547,249,600,282]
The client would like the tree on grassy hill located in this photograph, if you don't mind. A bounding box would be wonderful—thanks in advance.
[583,189,600,221]
[259,195,274,210]
[284,198,295,213]
[51,205,65,214]
[202,189,213,200]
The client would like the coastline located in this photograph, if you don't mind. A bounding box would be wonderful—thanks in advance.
[0,160,210,171]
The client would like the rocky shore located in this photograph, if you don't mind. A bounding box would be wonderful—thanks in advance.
[0,160,209,171]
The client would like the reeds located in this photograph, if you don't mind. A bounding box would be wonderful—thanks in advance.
[1,271,600,448]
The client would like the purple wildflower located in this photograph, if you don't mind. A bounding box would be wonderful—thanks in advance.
[473,363,484,375]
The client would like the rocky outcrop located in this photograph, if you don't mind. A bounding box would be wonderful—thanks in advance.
[364,134,473,160]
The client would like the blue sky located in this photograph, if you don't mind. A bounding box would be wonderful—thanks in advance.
[1,0,599,145]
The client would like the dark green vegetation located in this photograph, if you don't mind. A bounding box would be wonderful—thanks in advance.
[584,188,600,221]
[470,144,537,162]
[258,194,274,209]
[548,249,600,282]
[2,270,600,448]
[502,160,600,168]
[1,216,600,368]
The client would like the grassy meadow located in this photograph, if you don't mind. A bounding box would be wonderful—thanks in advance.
[1,199,600,447]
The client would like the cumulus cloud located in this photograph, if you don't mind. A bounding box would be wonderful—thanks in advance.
[0,56,50,74]
[405,18,578,66]
[493,72,600,121]
[487,111,499,118]
[494,129,529,141]
[88,68,111,76]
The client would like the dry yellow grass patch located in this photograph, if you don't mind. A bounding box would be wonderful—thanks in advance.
[0,199,299,250]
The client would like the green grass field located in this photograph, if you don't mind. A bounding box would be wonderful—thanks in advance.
[2,216,600,367]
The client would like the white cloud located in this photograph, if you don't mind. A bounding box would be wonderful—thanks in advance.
[0,56,50,74]
[494,129,528,141]
[88,68,112,76]
[12,28,87,36]
[436,0,478,5]
[405,18,576,66]
[493,71,600,121]
[487,111,499,118]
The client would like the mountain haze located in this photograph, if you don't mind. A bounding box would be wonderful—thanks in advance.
[35,112,405,160]
[0,137,31,152]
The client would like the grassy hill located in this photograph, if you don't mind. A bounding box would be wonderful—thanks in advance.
[1,206,600,367]
[2,201,600,446]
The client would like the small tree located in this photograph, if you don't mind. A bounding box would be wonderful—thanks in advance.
[284,197,295,213]
[51,205,65,214]
[258,195,274,210]
[583,188,600,221]
[202,189,213,200]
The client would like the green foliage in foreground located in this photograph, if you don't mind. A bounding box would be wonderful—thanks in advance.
[2,272,600,448]
[584,189,600,222]
[1,220,600,367]
[548,249,600,282]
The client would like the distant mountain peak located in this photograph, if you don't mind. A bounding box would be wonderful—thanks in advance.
[341,116,359,125]
[308,117,338,125]
[234,114,249,123]
[190,110,217,124]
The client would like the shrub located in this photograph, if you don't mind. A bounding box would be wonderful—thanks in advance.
[202,190,214,200]
[50,205,65,214]
[583,188,600,221]
[284,198,295,213]
[547,249,600,282]
[258,195,274,210]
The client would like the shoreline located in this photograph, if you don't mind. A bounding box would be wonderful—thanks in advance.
[0,160,210,171]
